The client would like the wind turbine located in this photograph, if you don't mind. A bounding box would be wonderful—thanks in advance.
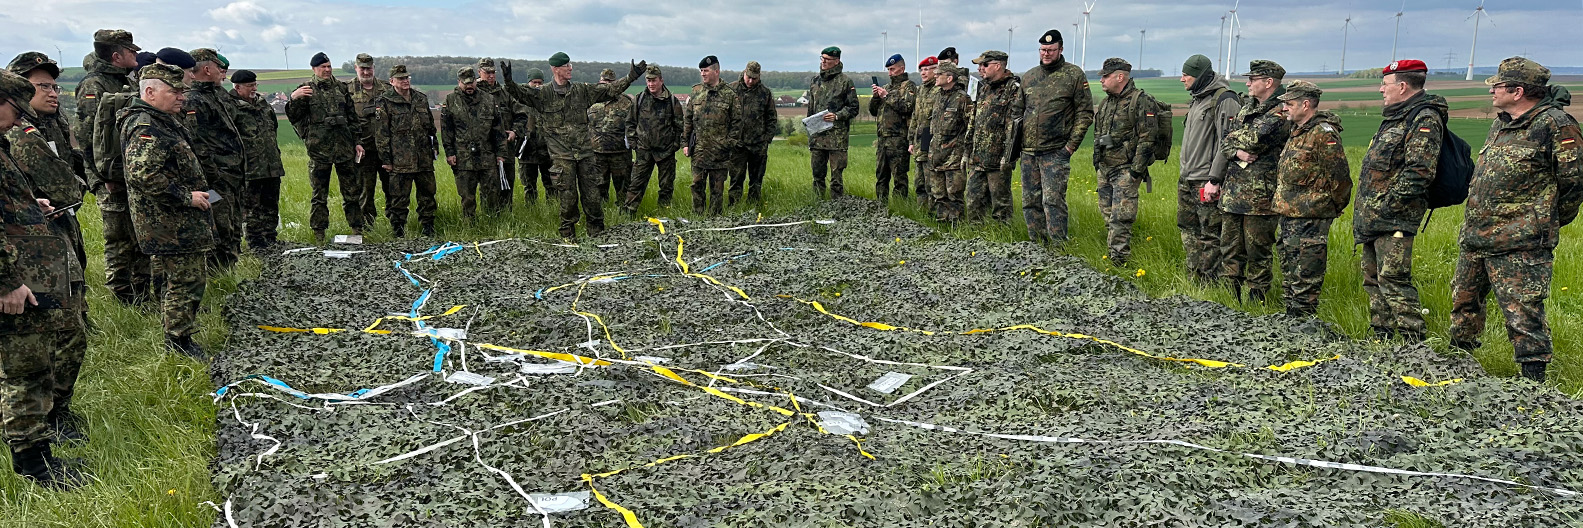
[1224,1,1242,76]
[1008,26,1016,65]
[914,6,921,68]
[1340,14,1357,75]
[1080,0,1099,72]
[882,31,888,60]
[1217,14,1227,73]
[1465,1,1495,80]
[1138,29,1146,70]
[282,43,291,70]
[1390,0,1406,62]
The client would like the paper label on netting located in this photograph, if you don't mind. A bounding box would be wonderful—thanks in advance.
[816,411,870,435]
[721,362,770,372]
[332,234,364,245]
[528,491,592,513]
[323,250,364,258]
[520,362,582,375]
[632,356,670,364]
[867,372,912,394]
[444,371,495,386]
[425,328,467,340]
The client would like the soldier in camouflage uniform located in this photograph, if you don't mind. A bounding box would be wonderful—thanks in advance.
[622,65,684,215]
[347,54,391,227]
[517,69,555,203]
[122,64,213,359]
[1218,60,1291,303]
[1449,58,1583,383]
[729,61,777,206]
[909,56,940,212]
[0,69,89,490]
[1272,81,1352,318]
[476,58,526,209]
[1020,30,1094,243]
[868,54,916,202]
[183,48,244,269]
[1091,58,1159,265]
[684,56,740,216]
[807,46,860,199]
[229,70,286,251]
[77,29,148,305]
[929,63,973,222]
[1354,59,1446,342]
[286,52,366,243]
[589,69,634,203]
[441,67,509,221]
[1178,55,1239,284]
[6,55,91,446]
[374,65,439,238]
[500,54,645,238]
[965,51,1023,222]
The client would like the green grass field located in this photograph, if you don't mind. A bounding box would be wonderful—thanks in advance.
[2,108,1579,526]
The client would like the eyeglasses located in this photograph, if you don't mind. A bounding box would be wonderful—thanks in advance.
[1490,83,1515,91]
[31,82,61,94]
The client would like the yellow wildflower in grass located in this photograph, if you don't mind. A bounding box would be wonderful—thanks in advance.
[1135,269,1146,278]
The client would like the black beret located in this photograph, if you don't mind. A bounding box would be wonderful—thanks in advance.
[136,51,156,69]
[937,47,958,62]
[156,47,195,69]
[231,69,257,84]
[1040,29,1063,45]
[699,55,719,69]
[310,51,330,68]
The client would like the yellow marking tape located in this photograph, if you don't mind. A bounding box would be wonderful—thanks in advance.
[582,421,792,528]
[1402,376,1463,387]
[671,235,748,299]
[257,325,345,334]
[473,342,611,366]
[646,217,665,234]
[777,296,936,335]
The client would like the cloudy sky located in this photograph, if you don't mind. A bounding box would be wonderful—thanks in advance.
[3,0,1581,75]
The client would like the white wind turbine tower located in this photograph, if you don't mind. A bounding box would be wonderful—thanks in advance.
[914,6,922,68]
[1390,0,1406,62]
[1217,13,1228,73]
[1081,0,1099,72]
[1465,0,1495,81]
[1224,1,1242,76]
[1340,14,1357,75]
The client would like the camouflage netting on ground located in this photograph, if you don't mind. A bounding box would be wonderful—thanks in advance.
[213,199,1583,527]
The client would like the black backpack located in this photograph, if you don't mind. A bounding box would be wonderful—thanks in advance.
[1404,106,1473,209]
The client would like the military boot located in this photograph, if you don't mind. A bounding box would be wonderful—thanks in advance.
[46,404,85,444]
[313,230,326,245]
[392,224,406,239]
[1521,361,1548,383]
[1449,338,1481,352]
[1226,280,1243,303]
[166,335,206,360]
[11,444,88,491]
[421,224,436,238]
[1247,289,1267,304]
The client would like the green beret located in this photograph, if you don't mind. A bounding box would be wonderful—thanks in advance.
[215,53,230,69]
[821,46,841,58]
[548,52,570,67]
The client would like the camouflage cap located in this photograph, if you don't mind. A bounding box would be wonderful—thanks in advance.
[937,63,965,79]
[744,61,761,79]
[140,63,188,91]
[548,52,570,67]
[1246,59,1286,80]
[527,68,544,81]
[7,52,61,78]
[93,29,140,51]
[1098,57,1131,76]
[1276,79,1322,101]
[0,69,36,106]
[190,48,222,66]
[971,50,1008,65]
[645,65,663,79]
[599,68,616,82]
[355,53,374,68]
[1485,56,1550,86]
[389,64,410,79]
[457,66,477,83]
[477,57,496,72]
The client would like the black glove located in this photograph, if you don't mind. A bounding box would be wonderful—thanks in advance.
[629,60,646,80]
[500,60,513,82]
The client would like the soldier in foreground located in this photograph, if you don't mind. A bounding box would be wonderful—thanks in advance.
[1272,81,1351,318]
[1450,57,1583,382]
[869,54,916,202]
[806,46,859,199]
[184,48,244,269]
[929,63,972,222]
[229,70,286,251]
[683,56,739,215]
[476,58,525,209]
[1177,54,1239,285]
[966,50,1022,222]
[1020,30,1093,244]
[441,67,508,221]
[286,52,365,243]
[78,29,148,305]
[622,65,683,215]
[909,56,940,211]
[374,65,439,238]
[729,61,776,206]
[347,53,390,228]
[1218,60,1291,303]
[1090,58,1158,265]
[589,69,634,203]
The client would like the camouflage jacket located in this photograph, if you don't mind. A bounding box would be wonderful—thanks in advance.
[374,88,438,173]
[729,79,778,148]
[1019,56,1094,155]
[477,80,528,150]
[1092,81,1158,174]
[910,82,939,162]
[0,142,78,334]
[1219,88,1292,215]
[230,89,286,180]
[441,89,508,171]
[1274,111,1351,219]
[868,74,916,150]
[346,78,390,159]
[6,113,87,206]
[805,63,860,151]
[684,81,741,169]
[928,83,973,170]
[75,53,134,189]
[967,74,1024,172]
[1353,91,1447,242]
[588,93,634,154]
[626,87,683,161]
[88,92,139,212]
[182,81,246,184]
[1460,101,1583,255]
[503,73,638,161]
[520,105,550,163]
[120,99,215,256]
[285,75,364,164]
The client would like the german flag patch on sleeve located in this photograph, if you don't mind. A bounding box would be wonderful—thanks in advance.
[1562,138,1577,145]
[82,94,96,99]
[1418,126,1432,133]
[138,133,155,141]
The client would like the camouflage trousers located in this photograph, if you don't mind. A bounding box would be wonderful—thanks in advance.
[356,156,390,226]
[554,157,607,239]
[914,158,934,210]
[729,144,769,206]
[874,143,911,202]
[1360,233,1426,337]
[308,160,364,232]
[152,252,207,339]
[1096,167,1143,262]
[53,215,89,325]
[1449,250,1554,363]
[809,149,847,199]
[0,328,84,450]
[966,165,1014,223]
[594,151,630,204]
[490,157,517,210]
[1020,150,1072,243]
[243,177,281,249]
[930,168,967,221]
[625,153,678,212]
[1277,217,1332,316]
[387,170,438,234]
[207,174,243,269]
[518,159,555,202]
[691,167,728,216]
[98,191,151,304]
[453,169,488,219]
[1219,213,1278,295]
[1176,180,1224,281]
